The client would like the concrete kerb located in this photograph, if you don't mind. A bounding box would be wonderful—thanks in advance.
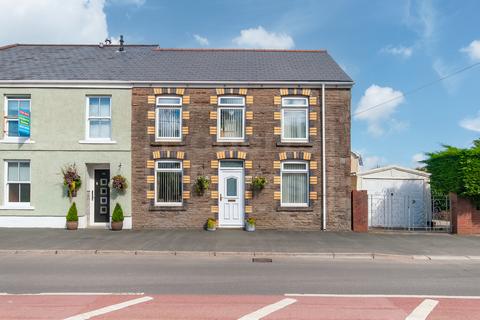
[0,249,478,261]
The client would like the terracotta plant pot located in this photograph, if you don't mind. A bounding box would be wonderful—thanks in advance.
[111,221,123,231]
[66,221,78,230]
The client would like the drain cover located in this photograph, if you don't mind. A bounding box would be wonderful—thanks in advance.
[252,257,273,263]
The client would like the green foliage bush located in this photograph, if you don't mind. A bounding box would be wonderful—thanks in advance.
[194,176,210,195]
[252,176,267,192]
[111,203,124,222]
[66,202,78,222]
[207,218,216,229]
[424,140,480,200]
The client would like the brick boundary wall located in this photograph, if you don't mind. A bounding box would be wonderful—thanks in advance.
[450,193,480,234]
[351,190,368,232]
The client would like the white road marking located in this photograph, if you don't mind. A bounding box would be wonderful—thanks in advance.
[238,298,297,320]
[285,293,480,299]
[64,296,153,320]
[0,292,143,296]
[405,299,439,320]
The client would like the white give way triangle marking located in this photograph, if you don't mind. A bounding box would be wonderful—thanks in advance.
[405,299,439,320]
[238,298,297,320]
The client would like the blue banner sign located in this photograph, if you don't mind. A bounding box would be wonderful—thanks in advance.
[18,102,30,137]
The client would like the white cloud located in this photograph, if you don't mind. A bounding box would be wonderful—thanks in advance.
[412,153,426,164]
[193,34,209,46]
[0,0,111,45]
[404,0,436,43]
[232,26,294,49]
[380,45,413,58]
[460,40,480,62]
[107,0,145,5]
[354,85,405,136]
[460,112,480,132]
[361,156,387,171]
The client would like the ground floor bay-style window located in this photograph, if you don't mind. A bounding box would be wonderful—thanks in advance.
[155,160,183,206]
[281,161,309,207]
[5,161,31,206]
[217,96,245,141]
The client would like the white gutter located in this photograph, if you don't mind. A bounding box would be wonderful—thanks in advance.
[322,83,327,230]
[0,80,354,89]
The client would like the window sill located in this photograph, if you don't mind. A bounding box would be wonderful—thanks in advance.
[213,141,250,147]
[149,206,186,212]
[276,141,313,147]
[0,138,35,144]
[0,205,35,210]
[276,206,314,212]
[151,141,186,146]
[78,140,117,144]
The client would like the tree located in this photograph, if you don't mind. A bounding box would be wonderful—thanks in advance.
[423,140,480,200]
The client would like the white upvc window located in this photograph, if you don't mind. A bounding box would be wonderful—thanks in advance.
[4,160,31,207]
[86,96,112,140]
[156,96,182,141]
[155,160,183,206]
[217,96,245,142]
[281,97,309,142]
[4,96,31,141]
[281,161,309,207]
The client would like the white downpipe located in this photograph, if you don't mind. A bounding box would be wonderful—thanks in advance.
[322,84,327,230]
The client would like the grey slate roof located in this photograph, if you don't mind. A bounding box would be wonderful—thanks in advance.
[0,44,352,83]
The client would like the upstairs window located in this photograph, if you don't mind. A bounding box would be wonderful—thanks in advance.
[156,96,182,141]
[281,161,309,207]
[5,161,31,205]
[155,160,183,206]
[218,96,245,141]
[87,97,111,140]
[281,97,308,142]
[5,97,31,138]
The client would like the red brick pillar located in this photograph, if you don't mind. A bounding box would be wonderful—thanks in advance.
[450,193,480,234]
[352,190,368,232]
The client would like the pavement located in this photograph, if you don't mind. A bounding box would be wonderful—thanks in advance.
[1,228,480,260]
[2,293,479,319]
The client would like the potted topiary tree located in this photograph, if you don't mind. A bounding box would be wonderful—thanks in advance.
[245,217,256,232]
[66,202,78,230]
[206,218,216,231]
[111,203,124,231]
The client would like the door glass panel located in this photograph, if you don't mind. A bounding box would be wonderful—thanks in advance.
[226,177,237,197]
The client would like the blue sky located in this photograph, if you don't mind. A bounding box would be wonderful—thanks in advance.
[1,0,479,169]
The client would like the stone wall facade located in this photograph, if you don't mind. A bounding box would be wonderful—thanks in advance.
[131,86,351,230]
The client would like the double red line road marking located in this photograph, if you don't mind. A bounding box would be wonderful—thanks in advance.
[1,293,479,319]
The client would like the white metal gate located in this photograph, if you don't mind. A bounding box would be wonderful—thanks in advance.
[368,192,450,232]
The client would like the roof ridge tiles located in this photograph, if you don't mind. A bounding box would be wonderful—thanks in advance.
[153,48,327,53]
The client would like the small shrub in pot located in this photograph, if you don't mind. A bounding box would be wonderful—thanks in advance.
[111,203,124,231]
[66,202,78,230]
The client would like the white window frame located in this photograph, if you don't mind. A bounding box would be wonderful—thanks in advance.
[281,97,309,143]
[154,160,183,207]
[155,96,183,142]
[3,160,32,209]
[85,96,113,142]
[2,96,33,144]
[217,96,245,142]
[280,161,309,207]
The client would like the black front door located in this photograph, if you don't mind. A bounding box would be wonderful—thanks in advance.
[94,169,110,223]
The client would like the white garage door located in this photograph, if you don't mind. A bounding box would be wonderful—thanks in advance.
[364,179,429,228]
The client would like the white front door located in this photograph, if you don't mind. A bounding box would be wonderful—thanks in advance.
[218,161,244,227]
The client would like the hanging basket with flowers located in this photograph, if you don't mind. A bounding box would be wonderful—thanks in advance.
[62,164,82,198]
[112,175,128,192]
